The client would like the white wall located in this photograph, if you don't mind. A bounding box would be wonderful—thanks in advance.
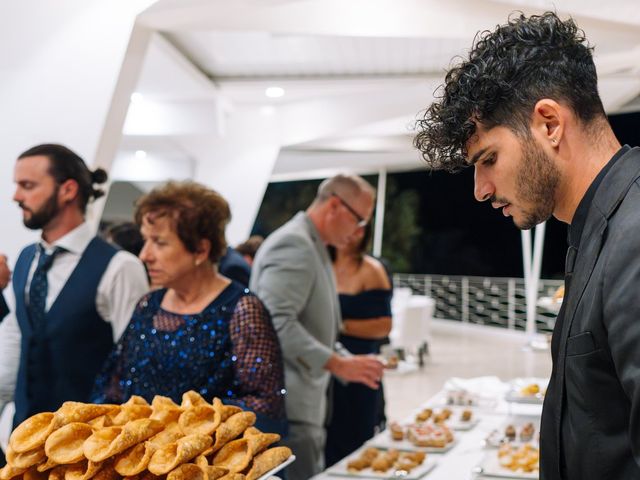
[0,0,155,264]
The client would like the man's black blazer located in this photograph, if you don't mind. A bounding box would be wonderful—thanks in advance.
[541,147,640,479]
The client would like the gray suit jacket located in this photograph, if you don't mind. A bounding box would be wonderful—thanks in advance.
[250,212,341,426]
[540,146,640,480]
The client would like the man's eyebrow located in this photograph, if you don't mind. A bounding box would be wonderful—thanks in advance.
[468,147,489,166]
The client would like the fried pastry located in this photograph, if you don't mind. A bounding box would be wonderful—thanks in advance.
[178,404,221,436]
[63,459,103,480]
[211,439,253,473]
[36,457,58,472]
[22,466,48,480]
[166,463,206,480]
[180,392,208,409]
[5,445,45,470]
[45,422,94,464]
[149,421,184,448]
[109,397,153,426]
[114,442,157,476]
[148,433,213,475]
[244,431,279,457]
[211,412,256,453]
[91,461,120,480]
[54,403,118,428]
[84,418,164,462]
[150,396,183,425]
[244,447,292,480]
[9,412,56,453]
[0,463,27,480]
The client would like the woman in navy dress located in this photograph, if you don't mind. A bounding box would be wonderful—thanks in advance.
[325,224,393,466]
[92,182,286,433]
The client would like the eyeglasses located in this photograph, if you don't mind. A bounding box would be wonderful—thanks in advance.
[331,193,368,228]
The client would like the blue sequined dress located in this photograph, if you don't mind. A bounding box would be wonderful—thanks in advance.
[91,281,286,429]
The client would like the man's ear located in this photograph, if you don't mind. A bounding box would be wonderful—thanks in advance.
[58,179,80,205]
[531,99,565,147]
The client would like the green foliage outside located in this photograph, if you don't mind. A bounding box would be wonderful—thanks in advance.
[381,176,422,273]
[251,180,322,237]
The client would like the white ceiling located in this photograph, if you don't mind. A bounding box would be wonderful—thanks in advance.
[116,0,640,180]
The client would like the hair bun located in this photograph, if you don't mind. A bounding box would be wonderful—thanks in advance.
[91,168,108,184]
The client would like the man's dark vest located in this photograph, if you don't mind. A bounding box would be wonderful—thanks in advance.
[12,237,117,426]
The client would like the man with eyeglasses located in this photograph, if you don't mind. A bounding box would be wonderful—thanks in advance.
[251,174,385,480]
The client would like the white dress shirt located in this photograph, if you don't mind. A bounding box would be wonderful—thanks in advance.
[0,222,149,413]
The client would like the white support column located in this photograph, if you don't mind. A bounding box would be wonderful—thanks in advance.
[372,168,387,257]
[0,0,155,262]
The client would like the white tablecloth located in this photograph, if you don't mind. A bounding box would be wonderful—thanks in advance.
[313,380,543,480]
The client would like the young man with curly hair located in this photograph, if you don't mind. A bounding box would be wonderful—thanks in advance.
[415,12,640,480]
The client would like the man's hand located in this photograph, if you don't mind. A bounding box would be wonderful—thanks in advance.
[0,255,10,290]
[325,354,384,389]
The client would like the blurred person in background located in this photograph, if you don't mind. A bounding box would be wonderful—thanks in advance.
[91,182,286,433]
[250,174,384,480]
[218,245,251,287]
[236,235,264,267]
[104,221,144,257]
[325,222,393,466]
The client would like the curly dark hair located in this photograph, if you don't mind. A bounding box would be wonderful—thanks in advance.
[134,181,230,264]
[414,11,606,172]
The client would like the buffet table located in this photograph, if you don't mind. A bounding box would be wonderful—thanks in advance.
[313,377,545,480]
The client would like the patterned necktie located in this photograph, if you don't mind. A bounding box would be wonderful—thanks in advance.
[28,245,63,330]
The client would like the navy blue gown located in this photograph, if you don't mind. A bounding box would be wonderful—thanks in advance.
[325,288,392,467]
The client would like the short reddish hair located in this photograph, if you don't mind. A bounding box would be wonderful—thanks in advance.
[135,181,230,264]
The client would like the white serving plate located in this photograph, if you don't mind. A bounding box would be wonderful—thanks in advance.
[367,431,458,454]
[255,454,296,480]
[326,453,438,479]
[474,451,538,479]
[447,417,480,431]
[504,378,548,405]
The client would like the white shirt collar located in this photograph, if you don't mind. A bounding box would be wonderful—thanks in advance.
[40,222,93,255]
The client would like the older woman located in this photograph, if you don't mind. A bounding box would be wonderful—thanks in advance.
[92,182,286,432]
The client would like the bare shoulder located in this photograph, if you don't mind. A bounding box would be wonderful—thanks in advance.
[361,256,392,290]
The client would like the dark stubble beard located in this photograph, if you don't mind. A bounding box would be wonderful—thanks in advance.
[22,186,61,230]
[514,137,561,230]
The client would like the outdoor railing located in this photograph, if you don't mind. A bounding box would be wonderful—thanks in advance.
[393,273,563,334]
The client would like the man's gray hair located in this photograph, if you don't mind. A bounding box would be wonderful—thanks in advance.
[315,174,376,203]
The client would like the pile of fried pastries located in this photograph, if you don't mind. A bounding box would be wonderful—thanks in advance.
[497,443,539,473]
[0,391,291,480]
[346,447,426,475]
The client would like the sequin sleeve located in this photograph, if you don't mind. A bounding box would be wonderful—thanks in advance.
[90,292,153,404]
[229,293,286,419]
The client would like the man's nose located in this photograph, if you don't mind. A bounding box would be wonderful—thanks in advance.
[474,166,494,202]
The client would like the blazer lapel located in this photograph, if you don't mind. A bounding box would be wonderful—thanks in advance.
[299,212,341,332]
